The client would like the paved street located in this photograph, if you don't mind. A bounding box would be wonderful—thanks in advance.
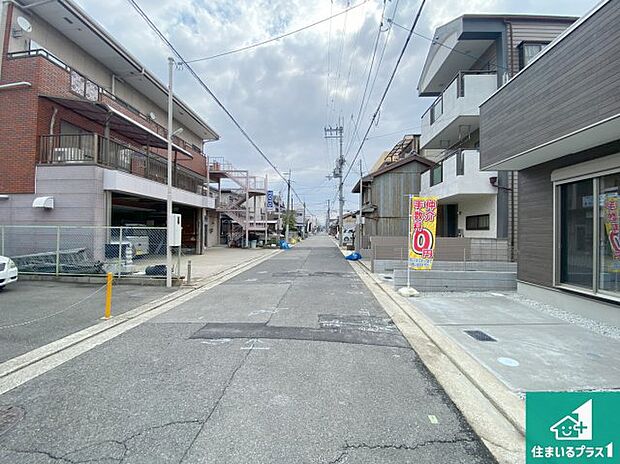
[0,236,495,463]
[0,281,174,363]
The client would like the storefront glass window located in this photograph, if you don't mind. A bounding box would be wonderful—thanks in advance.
[560,179,593,288]
[598,173,620,295]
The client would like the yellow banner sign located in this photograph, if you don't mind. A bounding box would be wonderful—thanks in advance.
[408,196,438,270]
[604,194,620,272]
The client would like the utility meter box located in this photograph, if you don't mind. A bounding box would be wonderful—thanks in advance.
[169,213,182,247]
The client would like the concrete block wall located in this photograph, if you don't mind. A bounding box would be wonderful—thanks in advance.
[373,259,517,273]
[392,269,517,292]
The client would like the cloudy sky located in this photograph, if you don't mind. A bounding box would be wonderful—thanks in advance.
[75,0,596,221]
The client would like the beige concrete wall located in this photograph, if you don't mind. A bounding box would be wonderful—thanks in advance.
[206,210,219,248]
[0,2,9,77]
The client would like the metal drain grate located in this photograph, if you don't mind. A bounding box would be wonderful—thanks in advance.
[464,330,497,342]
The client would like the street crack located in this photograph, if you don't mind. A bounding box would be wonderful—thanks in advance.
[326,437,475,463]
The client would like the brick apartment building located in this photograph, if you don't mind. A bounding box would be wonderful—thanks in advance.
[0,0,223,252]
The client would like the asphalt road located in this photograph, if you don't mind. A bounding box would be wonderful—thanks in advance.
[0,236,496,463]
[0,280,174,363]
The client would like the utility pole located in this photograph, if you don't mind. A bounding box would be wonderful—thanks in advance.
[324,122,344,246]
[357,158,363,252]
[302,202,306,239]
[326,199,330,234]
[277,189,282,238]
[285,170,291,242]
[166,57,174,288]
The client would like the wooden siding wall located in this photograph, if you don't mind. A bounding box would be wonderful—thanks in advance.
[480,1,620,168]
[370,162,425,237]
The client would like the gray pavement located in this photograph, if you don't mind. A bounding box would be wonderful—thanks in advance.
[0,236,496,463]
[0,281,175,363]
[409,292,620,392]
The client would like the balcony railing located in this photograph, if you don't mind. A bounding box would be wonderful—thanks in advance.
[422,70,497,125]
[39,134,207,195]
[8,49,202,158]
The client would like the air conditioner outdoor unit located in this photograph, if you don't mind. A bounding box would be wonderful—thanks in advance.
[53,147,91,163]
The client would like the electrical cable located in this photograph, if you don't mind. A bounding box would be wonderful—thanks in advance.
[389,19,510,72]
[359,0,400,126]
[125,0,317,217]
[342,0,427,184]
[343,0,388,158]
[185,0,369,63]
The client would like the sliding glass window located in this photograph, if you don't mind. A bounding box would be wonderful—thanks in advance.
[560,179,593,288]
[598,173,620,295]
[557,169,620,300]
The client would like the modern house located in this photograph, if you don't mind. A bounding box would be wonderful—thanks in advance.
[0,0,270,255]
[352,135,434,247]
[417,14,575,252]
[479,0,620,307]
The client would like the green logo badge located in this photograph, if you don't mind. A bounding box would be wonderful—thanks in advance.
[526,392,619,463]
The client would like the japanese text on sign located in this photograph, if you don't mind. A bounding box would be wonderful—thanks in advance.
[408,197,438,270]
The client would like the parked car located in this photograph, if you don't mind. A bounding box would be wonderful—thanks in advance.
[0,256,18,290]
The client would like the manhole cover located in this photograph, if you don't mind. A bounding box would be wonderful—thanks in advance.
[464,330,497,342]
[0,406,24,437]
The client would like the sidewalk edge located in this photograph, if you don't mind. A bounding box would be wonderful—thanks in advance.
[342,250,525,464]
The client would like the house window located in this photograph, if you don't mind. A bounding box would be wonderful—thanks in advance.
[518,42,548,70]
[555,165,620,299]
[430,96,443,124]
[430,164,443,186]
[456,151,464,176]
[560,179,593,288]
[466,214,490,231]
[598,173,620,295]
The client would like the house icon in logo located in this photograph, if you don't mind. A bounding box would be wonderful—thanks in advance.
[550,399,592,441]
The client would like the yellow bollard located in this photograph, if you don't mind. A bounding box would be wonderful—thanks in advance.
[104,272,113,319]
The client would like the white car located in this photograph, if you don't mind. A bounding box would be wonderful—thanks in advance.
[0,256,18,290]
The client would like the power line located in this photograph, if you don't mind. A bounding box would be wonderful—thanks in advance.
[339,0,372,122]
[125,0,316,217]
[185,1,369,63]
[343,0,388,158]
[365,126,420,140]
[342,0,427,184]
[329,1,351,123]
[359,0,400,126]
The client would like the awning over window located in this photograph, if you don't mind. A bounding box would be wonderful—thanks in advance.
[42,96,193,158]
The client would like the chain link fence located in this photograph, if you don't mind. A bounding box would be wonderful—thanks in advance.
[0,225,183,279]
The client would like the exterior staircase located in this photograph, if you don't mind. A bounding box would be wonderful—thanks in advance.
[209,157,269,243]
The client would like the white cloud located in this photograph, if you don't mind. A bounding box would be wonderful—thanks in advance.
[76,0,596,218]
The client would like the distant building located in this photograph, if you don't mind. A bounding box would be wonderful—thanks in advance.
[352,135,434,246]
[479,0,620,305]
[417,13,575,250]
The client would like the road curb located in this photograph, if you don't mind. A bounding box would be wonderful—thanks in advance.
[337,247,525,464]
[0,250,281,396]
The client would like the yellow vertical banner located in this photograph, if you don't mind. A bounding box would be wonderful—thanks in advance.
[409,197,438,270]
[604,194,620,272]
